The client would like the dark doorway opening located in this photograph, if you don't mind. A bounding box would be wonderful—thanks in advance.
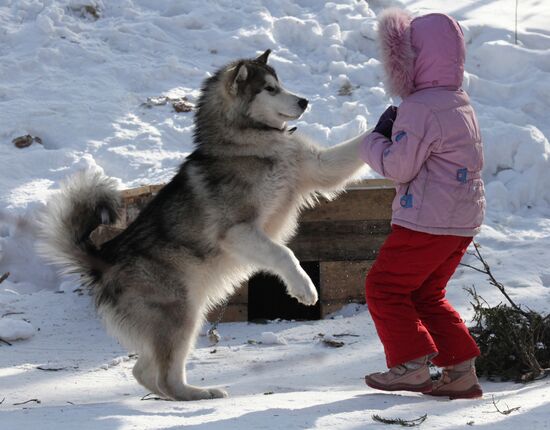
[248,261,321,321]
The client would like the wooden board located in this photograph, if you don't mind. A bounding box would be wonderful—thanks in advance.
[206,304,247,323]
[289,220,391,261]
[319,260,374,301]
[300,182,395,222]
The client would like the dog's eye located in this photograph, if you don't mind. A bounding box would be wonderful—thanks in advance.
[265,86,276,93]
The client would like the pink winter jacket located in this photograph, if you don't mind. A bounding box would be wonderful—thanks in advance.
[360,10,485,237]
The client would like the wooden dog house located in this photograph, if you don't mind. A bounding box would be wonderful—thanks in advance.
[92,179,395,322]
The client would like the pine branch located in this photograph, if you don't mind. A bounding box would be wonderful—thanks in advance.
[372,414,427,427]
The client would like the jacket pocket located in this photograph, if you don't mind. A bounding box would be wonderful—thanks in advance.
[392,171,428,224]
[443,178,485,228]
[452,179,485,228]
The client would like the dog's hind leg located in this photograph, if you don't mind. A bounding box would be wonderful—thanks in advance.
[132,353,163,397]
[154,317,228,401]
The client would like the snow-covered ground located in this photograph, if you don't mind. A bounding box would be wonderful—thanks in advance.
[1,0,549,428]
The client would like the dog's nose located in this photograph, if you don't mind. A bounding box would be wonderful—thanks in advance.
[298,98,309,110]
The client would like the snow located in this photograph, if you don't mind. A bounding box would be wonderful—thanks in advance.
[0,317,34,341]
[1,0,549,428]
[260,331,288,345]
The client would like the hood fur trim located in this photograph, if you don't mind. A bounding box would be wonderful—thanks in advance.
[378,8,415,98]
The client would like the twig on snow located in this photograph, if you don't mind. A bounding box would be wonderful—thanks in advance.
[372,413,428,427]
[515,0,519,45]
[490,395,521,415]
[0,272,9,284]
[36,365,68,372]
[322,338,345,348]
[1,311,24,318]
[13,398,41,406]
[332,333,360,338]
[140,393,166,401]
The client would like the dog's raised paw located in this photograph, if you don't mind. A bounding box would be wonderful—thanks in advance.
[296,289,319,306]
[287,273,318,306]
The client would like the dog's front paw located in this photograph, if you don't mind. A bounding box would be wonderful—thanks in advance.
[208,387,228,399]
[172,385,228,401]
[287,270,318,306]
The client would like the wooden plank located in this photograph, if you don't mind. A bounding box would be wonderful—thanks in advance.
[118,180,394,224]
[206,304,247,323]
[119,180,390,199]
[299,187,395,223]
[120,185,154,199]
[347,178,394,190]
[120,183,164,199]
[230,282,248,303]
[320,260,373,301]
[289,220,390,261]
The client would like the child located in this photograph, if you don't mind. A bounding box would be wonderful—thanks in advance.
[359,9,485,399]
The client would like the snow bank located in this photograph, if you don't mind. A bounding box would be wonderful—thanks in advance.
[0,318,34,341]
[260,331,288,345]
[464,31,550,211]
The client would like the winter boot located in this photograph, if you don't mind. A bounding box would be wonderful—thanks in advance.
[428,358,483,399]
[365,355,433,393]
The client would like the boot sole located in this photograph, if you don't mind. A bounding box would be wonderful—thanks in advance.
[365,376,433,393]
[425,384,483,400]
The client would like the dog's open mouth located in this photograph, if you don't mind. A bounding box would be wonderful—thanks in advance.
[278,112,300,120]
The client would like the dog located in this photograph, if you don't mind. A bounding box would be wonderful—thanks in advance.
[38,49,368,401]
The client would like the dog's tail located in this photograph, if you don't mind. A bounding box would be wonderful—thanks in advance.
[37,170,121,284]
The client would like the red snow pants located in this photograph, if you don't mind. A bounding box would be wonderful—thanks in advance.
[365,225,480,368]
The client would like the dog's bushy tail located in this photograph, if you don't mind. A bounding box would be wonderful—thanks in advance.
[37,170,121,283]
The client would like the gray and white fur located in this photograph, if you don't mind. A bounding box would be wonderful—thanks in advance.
[38,50,369,401]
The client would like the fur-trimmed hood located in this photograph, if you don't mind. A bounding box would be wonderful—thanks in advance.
[377,8,466,98]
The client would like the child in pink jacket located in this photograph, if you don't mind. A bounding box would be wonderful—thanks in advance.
[360,9,485,399]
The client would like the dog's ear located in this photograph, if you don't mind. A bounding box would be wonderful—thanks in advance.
[255,49,271,64]
[229,62,248,95]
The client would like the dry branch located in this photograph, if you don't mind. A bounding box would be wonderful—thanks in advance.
[0,272,9,284]
[491,395,521,415]
[464,242,550,382]
[13,399,41,406]
[463,242,525,314]
[0,338,12,346]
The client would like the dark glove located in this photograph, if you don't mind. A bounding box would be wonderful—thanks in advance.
[373,105,397,139]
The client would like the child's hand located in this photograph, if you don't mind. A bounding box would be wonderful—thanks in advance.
[373,106,398,139]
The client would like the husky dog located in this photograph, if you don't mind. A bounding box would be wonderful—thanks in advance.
[39,50,368,401]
